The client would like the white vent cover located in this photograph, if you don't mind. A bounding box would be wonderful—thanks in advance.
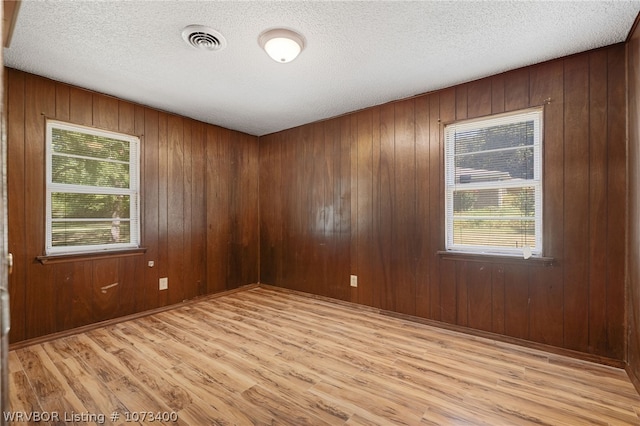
[181,25,227,51]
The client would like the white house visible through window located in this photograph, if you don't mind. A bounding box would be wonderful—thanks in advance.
[45,120,140,255]
[444,108,543,257]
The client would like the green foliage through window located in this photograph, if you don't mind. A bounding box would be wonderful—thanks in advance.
[46,121,140,254]
[445,109,543,256]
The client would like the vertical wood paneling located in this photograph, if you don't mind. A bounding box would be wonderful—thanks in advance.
[7,70,259,344]
[228,133,259,288]
[466,263,492,332]
[455,84,468,120]
[291,126,308,292]
[6,41,629,363]
[324,118,338,298]
[491,74,505,114]
[428,93,442,321]
[142,108,160,311]
[118,101,135,135]
[117,256,139,317]
[356,110,375,307]
[504,68,529,111]
[69,87,92,126]
[455,261,468,326]
[626,21,640,390]
[92,93,118,130]
[157,113,169,307]
[562,54,590,352]
[415,95,431,318]
[167,115,184,304]
[325,118,348,300]
[54,262,91,331]
[437,88,455,322]
[182,120,194,300]
[392,99,416,315]
[338,117,352,302]
[345,114,358,304]
[227,130,242,289]
[258,44,628,361]
[605,45,626,361]
[316,122,327,296]
[245,132,260,286]
[7,69,26,342]
[529,60,564,348]
[369,108,381,308]
[491,265,506,335]
[439,259,456,324]
[279,130,295,290]
[504,265,530,339]
[308,123,324,296]
[336,117,352,301]
[190,121,207,296]
[279,130,292,290]
[205,127,231,293]
[588,49,609,354]
[377,104,394,310]
[133,104,145,311]
[467,79,492,118]
[55,84,69,121]
[92,258,119,322]
[259,134,281,286]
[24,73,55,339]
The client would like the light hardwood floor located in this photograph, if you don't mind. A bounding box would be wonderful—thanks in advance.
[8,286,640,425]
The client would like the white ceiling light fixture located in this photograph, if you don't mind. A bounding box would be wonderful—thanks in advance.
[182,25,227,51]
[259,28,305,63]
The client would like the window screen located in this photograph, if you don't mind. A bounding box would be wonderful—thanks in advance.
[444,108,543,257]
[45,120,140,254]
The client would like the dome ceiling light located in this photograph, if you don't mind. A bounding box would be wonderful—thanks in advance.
[258,28,305,63]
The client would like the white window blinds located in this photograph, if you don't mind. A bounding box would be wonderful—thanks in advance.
[45,120,140,255]
[444,108,543,257]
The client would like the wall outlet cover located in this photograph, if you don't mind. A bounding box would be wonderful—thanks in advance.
[159,277,168,290]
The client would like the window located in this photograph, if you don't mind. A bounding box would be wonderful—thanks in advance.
[45,120,140,255]
[444,108,543,257]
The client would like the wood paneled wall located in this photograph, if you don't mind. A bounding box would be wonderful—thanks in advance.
[6,69,259,344]
[260,44,627,360]
[4,43,628,361]
[627,22,640,387]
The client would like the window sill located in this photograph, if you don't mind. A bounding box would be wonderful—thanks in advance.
[36,247,147,265]
[437,250,556,266]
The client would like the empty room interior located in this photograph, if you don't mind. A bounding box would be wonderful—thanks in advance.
[6,0,640,424]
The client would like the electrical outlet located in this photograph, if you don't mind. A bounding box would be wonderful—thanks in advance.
[350,275,358,287]
[159,277,168,290]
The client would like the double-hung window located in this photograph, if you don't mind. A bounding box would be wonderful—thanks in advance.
[444,108,543,257]
[45,120,140,255]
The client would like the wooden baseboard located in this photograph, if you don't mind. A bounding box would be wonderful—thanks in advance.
[11,280,627,371]
[8,283,259,351]
[627,364,640,396]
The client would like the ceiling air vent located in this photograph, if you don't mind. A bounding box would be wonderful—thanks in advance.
[181,25,227,51]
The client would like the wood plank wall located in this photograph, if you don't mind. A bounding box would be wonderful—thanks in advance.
[6,69,259,344]
[260,44,627,361]
[627,22,640,388]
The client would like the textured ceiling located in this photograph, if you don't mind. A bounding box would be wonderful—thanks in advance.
[4,1,640,136]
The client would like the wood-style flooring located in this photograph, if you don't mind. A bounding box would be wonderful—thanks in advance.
[9,286,640,425]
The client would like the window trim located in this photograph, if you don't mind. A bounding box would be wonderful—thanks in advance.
[45,120,141,255]
[444,107,543,258]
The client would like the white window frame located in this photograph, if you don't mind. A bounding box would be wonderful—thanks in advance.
[444,108,543,257]
[45,120,140,255]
